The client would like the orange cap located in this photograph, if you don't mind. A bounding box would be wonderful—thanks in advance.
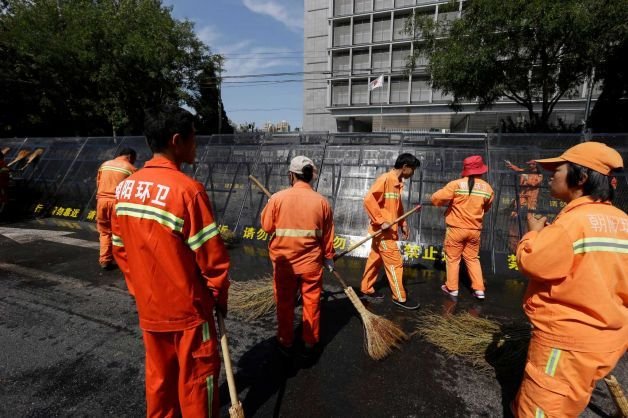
[535,142,623,175]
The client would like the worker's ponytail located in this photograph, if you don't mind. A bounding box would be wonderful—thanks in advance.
[468,175,476,195]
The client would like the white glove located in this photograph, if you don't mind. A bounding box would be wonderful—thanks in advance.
[323,259,334,273]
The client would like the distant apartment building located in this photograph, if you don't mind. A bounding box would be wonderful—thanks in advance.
[303,0,598,133]
[262,120,292,133]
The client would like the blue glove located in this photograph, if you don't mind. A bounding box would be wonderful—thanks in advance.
[323,258,334,273]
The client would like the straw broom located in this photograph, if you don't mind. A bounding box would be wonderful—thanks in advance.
[248,175,409,360]
[216,311,245,418]
[229,274,275,321]
[7,149,31,167]
[415,311,531,374]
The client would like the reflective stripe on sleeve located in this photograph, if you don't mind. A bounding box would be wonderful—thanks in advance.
[112,234,124,247]
[187,223,219,251]
[384,192,400,199]
[275,228,322,238]
[454,189,493,199]
[115,202,184,232]
[99,165,133,176]
[572,237,628,254]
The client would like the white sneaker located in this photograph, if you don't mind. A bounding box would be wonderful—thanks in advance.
[474,290,485,300]
[441,285,459,297]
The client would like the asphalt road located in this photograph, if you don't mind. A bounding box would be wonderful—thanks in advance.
[0,220,625,417]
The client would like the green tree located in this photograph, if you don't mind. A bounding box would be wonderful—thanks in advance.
[404,0,628,131]
[0,0,226,136]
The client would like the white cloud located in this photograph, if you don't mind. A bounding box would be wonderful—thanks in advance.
[196,25,221,46]
[242,0,303,32]
[196,27,300,77]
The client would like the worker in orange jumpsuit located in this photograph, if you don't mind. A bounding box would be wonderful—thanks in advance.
[260,156,335,357]
[360,153,421,310]
[513,142,627,418]
[432,155,494,299]
[96,147,136,269]
[506,160,544,252]
[112,105,230,418]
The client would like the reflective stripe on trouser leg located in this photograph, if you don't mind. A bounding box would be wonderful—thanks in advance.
[206,375,213,418]
[387,264,403,301]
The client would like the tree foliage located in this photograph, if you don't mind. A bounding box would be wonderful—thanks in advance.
[405,0,628,131]
[0,0,230,136]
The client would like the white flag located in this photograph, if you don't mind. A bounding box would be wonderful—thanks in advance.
[368,74,384,91]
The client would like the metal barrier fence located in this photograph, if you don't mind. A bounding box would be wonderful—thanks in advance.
[1,132,626,274]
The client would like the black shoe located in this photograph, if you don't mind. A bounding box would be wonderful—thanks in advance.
[276,341,293,358]
[300,343,318,360]
[393,298,421,310]
[361,289,385,300]
[100,262,117,271]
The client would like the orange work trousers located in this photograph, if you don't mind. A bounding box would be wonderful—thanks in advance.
[360,236,406,302]
[143,321,221,418]
[444,227,485,292]
[273,265,323,346]
[514,337,626,418]
[96,199,115,264]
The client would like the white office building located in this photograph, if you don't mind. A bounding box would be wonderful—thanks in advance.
[303,0,597,133]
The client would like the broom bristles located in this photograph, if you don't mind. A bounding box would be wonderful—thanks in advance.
[229,276,275,321]
[415,311,530,373]
[344,287,408,360]
[228,401,246,418]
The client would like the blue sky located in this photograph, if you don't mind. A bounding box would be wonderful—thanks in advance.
[164,0,304,130]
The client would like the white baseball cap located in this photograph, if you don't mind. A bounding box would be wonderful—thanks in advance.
[289,155,318,175]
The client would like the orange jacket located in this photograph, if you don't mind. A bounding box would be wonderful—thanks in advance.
[261,181,335,274]
[364,170,406,239]
[111,156,230,332]
[431,177,494,230]
[96,156,136,200]
[517,196,628,352]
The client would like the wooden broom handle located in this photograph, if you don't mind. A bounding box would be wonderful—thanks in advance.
[334,204,421,260]
[217,311,240,407]
[248,175,273,198]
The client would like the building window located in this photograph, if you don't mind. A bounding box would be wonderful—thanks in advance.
[352,50,370,74]
[374,0,393,11]
[333,22,352,47]
[354,0,372,13]
[332,82,349,106]
[332,52,351,76]
[351,80,369,104]
[392,46,411,72]
[395,0,414,7]
[371,77,388,104]
[334,0,352,16]
[393,13,411,40]
[373,16,391,42]
[390,77,409,103]
[353,19,370,44]
[371,48,390,73]
[411,78,430,102]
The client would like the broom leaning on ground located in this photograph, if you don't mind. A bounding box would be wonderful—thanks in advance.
[243,175,411,360]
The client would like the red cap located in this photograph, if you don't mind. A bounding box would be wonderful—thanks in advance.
[461,155,488,177]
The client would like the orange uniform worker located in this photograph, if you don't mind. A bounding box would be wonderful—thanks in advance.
[360,153,421,310]
[96,148,136,269]
[112,105,230,417]
[513,142,627,418]
[432,155,494,299]
[260,156,335,356]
